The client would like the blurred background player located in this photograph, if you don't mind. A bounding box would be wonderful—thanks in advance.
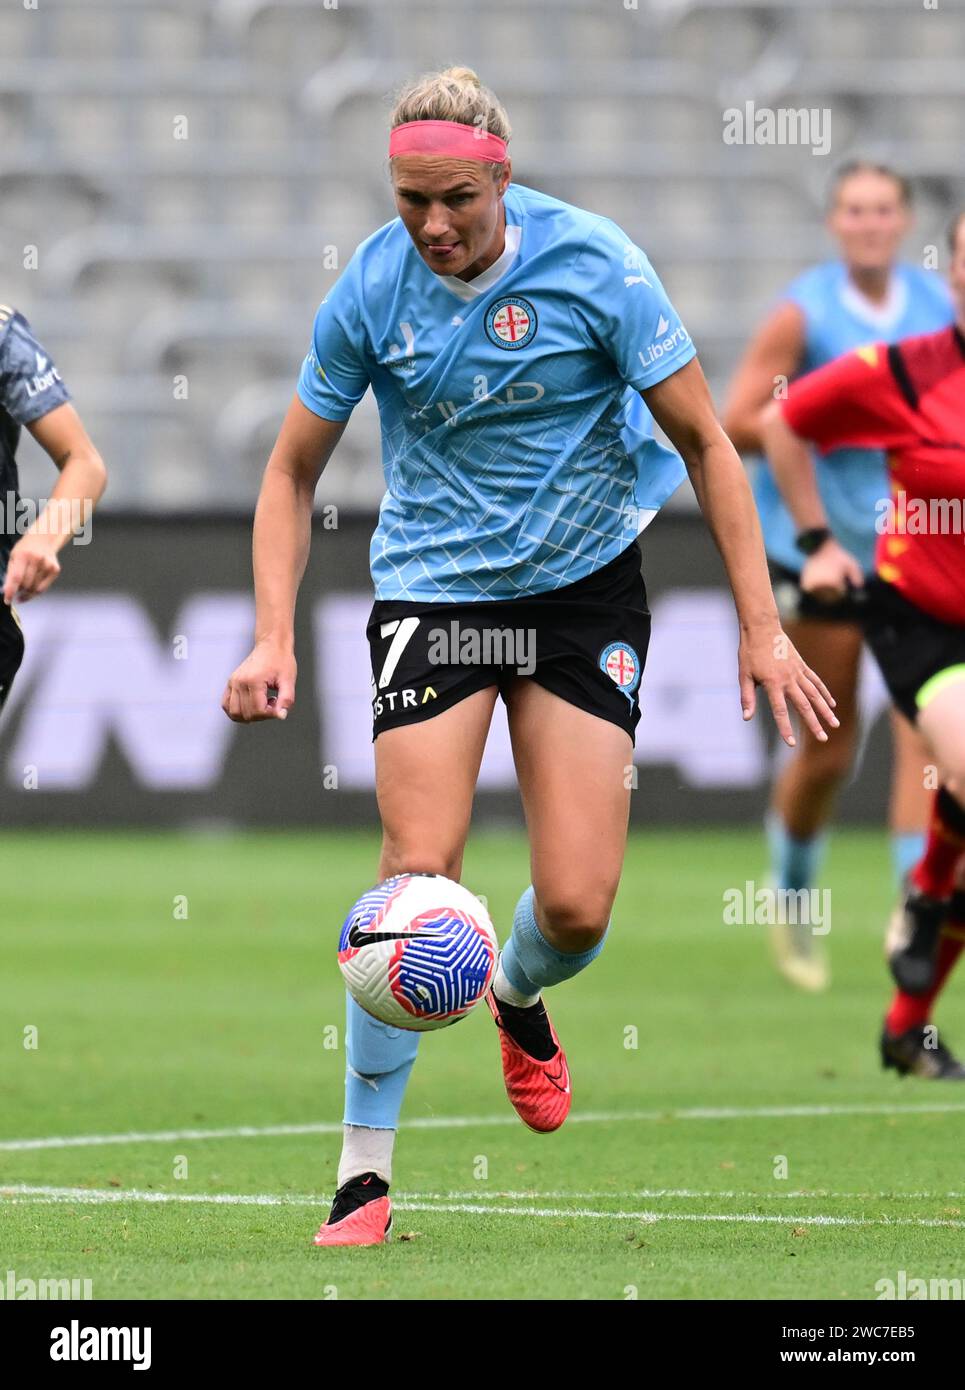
[761,209,965,1077]
[0,304,107,712]
[723,163,953,991]
[222,67,837,1246]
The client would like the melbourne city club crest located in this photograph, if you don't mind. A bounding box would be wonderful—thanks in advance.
[599,642,641,701]
[485,296,538,350]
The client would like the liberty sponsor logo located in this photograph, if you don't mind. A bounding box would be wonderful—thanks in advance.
[24,353,63,400]
[50,1320,151,1370]
[0,1268,92,1300]
[484,296,537,350]
[638,316,691,370]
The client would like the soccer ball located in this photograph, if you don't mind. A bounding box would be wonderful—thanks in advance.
[337,873,498,1031]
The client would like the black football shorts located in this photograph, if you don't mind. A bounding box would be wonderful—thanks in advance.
[366,540,652,743]
[860,577,965,725]
[768,559,870,625]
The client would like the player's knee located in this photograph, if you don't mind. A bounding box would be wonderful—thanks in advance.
[800,736,854,785]
[535,885,613,951]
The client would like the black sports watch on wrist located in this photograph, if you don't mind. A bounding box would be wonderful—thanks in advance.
[795,526,832,557]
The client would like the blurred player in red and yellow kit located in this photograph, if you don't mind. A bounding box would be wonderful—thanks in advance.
[762,212,965,1077]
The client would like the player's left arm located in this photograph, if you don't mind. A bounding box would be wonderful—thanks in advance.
[643,357,838,747]
[4,402,107,604]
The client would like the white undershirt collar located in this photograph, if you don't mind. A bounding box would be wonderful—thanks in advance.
[839,270,908,333]
[431,222,522,302]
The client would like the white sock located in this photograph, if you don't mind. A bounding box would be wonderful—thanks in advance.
[337,1124,396,1188]
[493,955,541,1008]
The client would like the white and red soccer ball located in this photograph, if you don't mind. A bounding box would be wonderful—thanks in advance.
[337,874,498,1031]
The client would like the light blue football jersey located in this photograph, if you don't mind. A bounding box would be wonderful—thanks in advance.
[753,261,952,574]
[296,182,696,601]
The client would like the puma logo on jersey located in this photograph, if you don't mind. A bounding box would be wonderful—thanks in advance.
[622,242,653,289]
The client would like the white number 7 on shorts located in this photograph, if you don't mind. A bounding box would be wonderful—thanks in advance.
[377,617,421,689]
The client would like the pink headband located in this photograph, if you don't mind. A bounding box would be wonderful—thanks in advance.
[389,119,507,163]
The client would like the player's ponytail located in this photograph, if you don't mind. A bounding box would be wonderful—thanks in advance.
[390,67,511,174]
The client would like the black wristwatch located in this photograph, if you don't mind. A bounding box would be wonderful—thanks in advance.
[795,526,832,557]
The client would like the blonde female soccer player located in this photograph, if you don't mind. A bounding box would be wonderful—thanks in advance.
[223,67,837,1246]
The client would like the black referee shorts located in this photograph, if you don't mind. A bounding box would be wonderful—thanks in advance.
[768,559,870,625]
[861,578,965,725]
[366,540,651,744]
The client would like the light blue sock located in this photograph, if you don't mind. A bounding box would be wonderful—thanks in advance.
[765,811,828,892]
[500,884,608,996]
[343,992,420,1129]
[891,831,925,887]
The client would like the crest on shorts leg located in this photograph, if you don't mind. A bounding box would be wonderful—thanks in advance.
[599,642,641,698]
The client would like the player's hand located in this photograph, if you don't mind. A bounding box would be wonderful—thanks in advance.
[222,641,296,723]
[800,539,864,606]
[738,622,839,748]
[2,533,61,605]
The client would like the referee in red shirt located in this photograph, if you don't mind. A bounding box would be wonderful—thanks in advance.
[761,211,965,1079]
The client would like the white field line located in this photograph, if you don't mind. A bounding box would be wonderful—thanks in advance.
[395,1189,965,1201]
[4,1100,965,1153]
[2,1185,964,1230]
[4,1183,961,1203]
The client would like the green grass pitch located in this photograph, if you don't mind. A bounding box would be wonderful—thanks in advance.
[2,827,964,1301]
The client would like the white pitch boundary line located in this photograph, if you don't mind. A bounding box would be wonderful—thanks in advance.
[5,1183,962,1203]
[5,1100,965,1153]
[397,1188,965,1202]
[2,1185,964,1230]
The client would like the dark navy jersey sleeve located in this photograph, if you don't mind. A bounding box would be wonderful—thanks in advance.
[0,305,72,426]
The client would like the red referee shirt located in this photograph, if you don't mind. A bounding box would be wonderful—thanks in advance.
[780,324,965,625]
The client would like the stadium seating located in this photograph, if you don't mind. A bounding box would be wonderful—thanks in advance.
[1,0,961,508]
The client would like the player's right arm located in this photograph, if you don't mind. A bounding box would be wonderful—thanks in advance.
[222,398,347,723]
[721,301,805,453]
